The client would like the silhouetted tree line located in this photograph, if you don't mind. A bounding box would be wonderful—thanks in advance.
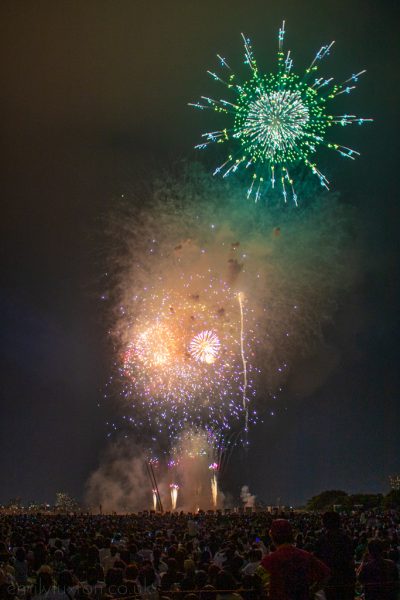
[306,489,400,511]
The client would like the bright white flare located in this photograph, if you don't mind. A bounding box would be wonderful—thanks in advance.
[170,483,179,510]
[244,89,310,160]
[211,473,218,508]
[189,330,221,364]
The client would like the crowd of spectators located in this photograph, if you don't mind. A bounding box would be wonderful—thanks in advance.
[0,508,399,600]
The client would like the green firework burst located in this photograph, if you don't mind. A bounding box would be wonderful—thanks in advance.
[189,21,372,204]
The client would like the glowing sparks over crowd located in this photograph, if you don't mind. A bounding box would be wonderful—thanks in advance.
[189,21,372,203]
[106,164,359,474]
[120,272,258,447]
[189,330,221,364]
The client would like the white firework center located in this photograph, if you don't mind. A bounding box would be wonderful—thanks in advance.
[189,330,221,364]
[243,89,310,159]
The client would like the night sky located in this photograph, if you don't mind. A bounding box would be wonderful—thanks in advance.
[1,0,399,507]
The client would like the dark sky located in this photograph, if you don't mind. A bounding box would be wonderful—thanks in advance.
[1,0,399,506]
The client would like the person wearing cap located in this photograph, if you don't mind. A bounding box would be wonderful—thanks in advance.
[256,519,330,600]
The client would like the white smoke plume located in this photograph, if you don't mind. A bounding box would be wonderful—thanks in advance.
[85,430,224,513]
[241,485,256,508]
[85,442,160,513]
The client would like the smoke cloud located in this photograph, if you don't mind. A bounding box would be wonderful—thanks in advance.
[86,430,225,512]
[105,163,360,443]
[85,442,154,513]
[241,485,256,508]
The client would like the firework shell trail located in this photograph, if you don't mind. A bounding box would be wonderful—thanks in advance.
[237,292,249,435]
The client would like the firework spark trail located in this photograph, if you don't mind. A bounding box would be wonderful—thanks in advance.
[238,292,249,434]
[170,483,179,510]
[211,473,218,508]
[168,430,222,509]
[189,21,372,202]
[208,461,219,508]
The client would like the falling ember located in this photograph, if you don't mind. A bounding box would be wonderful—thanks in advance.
[170,483,179,510]
[152,489,157,512]
[189,330,221,364]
